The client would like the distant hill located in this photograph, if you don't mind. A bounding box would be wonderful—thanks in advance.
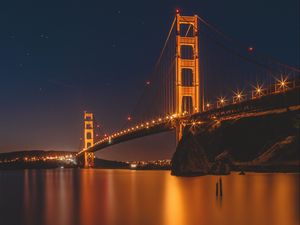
[94,158,129,169]
[0,150,129,170]
[0,150,76,160]
[0,150,76,169]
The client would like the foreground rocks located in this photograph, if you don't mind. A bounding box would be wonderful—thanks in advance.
[171,109,300,176]
[171,132,210,176]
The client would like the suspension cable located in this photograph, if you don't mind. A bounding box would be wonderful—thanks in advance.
[196,15,300,73]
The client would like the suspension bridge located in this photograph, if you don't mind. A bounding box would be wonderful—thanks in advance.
[76,11,300,167]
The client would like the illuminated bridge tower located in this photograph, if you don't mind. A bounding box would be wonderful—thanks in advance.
[84,111,95,168]
[175,13,201,143]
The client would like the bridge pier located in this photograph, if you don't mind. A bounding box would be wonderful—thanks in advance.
[175,12,202,144]
[84,152,95,168]
[82,111,95,168]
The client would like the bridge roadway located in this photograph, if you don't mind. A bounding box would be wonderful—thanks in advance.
[80,87,299,154]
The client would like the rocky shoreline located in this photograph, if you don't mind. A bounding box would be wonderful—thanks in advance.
[171,109,300,176]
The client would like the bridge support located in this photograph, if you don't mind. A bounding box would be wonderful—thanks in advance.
[83,111,95,168]
[84,152,95,168]
[175,13,201,143]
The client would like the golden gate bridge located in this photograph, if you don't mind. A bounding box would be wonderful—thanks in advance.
[76,10,300,167]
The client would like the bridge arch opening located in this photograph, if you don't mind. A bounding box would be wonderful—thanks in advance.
[86,132,92,139]
[180,45,194,59]
[182,68,193,86]
[179,24,195,37]
[181,96,194,114]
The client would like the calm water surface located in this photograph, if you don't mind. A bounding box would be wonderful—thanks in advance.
[0,169,299,225]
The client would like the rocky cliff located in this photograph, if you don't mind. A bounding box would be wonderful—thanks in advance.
[171,109,300,176]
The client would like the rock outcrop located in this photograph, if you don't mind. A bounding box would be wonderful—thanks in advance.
[171,109,300,176]
[171,130,210,176]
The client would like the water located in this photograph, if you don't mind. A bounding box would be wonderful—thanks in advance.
[0,169,299,225]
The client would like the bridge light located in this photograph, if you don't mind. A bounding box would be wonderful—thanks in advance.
[176,9,180,14]
[192,122,196,126]
[146,122,149,125]
[127,116,131,121]
[146,81,151,85]
[152,120,155,124]
[276,75,289,92]
[141,124,144,127]
[248,46,254,52]
[233,90,244,103]
[158,118,162,122]
[206,103,210,108]
[251,83,264,99]
[136,125,139,129]
[217,96,227,108]
[166,116,169,119]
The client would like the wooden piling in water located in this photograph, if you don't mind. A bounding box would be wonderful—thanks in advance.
[219,177,223,197]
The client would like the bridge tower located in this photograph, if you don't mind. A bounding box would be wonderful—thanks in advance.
[83,111,95,167]
[175,12,201,143]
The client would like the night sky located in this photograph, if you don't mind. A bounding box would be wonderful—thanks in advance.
[0,0,299,160]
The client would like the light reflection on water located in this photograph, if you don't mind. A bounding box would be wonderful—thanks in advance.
[0,169,299,225]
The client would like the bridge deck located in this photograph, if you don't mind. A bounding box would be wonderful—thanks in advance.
[78,87,299,154]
